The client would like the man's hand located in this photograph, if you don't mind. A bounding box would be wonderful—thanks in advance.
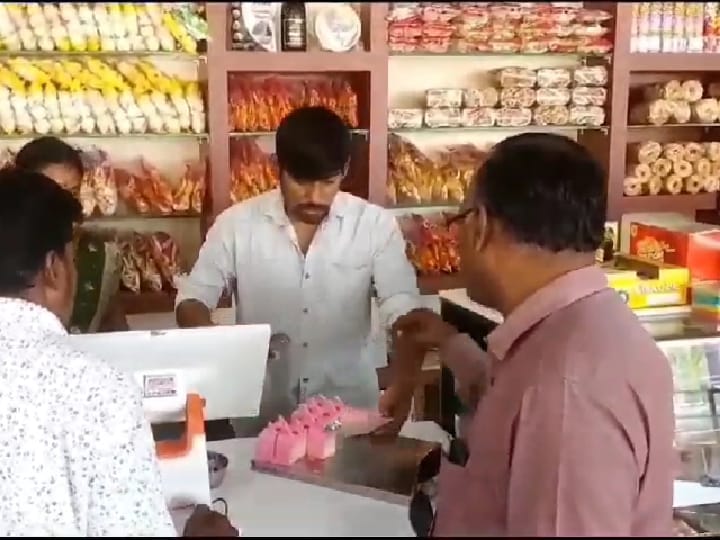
[182,504,239,537]
[375,383,414,437]
[393,309,458,350]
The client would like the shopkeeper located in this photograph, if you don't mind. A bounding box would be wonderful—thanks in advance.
[176,106,422,420]
[393,133,675,536]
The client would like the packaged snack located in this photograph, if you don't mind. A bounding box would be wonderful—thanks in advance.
[500,87,536,108]
[423,108,463,128]
[497,67,537,88]
[425,88,464,109]
[533,105,570,126]
[463,87,499,108]
[573,65,608,86]
[536,88,571,107]
[460,107,496,127]
[496,107,532,127]
[388,108,424,129]
[569,105,605,126]
[571,86,607,107]
[537,68,572,88]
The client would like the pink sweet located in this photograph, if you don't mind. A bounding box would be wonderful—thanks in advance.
[254,425,278,463]
[306,422,336,460]
[291,404,320,425]
[272,418,306,466]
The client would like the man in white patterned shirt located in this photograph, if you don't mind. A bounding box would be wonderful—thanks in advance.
[176,107,422,423]
[0,166,236,536]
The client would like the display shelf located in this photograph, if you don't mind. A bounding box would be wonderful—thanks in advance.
[628,53,720,72]
[0,51,206,60]
[229,129,369,138]
[390,126,609,134]
[85,213,201,222]
[390,52,612,60]
[418,274,464,295]
[218,50,381,73]
[0,133,209,140]
[620,193,718,214]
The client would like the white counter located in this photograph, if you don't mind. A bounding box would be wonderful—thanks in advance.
[172,433,435,537]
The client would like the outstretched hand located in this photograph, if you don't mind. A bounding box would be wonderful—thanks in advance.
[393,309,458,350]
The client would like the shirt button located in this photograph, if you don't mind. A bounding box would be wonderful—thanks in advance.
[303,308,309,314]
[304,273,310,279]
[302,342,308,348]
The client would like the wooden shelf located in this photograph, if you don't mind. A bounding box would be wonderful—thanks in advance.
[221,50,381,73]
[628,53,720,72]
[418,274,465,295]
[619,194,717,214]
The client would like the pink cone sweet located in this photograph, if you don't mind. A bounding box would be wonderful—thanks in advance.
[306,421,336,460]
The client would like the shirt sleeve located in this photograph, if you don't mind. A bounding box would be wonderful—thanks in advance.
[84,373,177,537]
[175,212,235,310]
[371,212,423,328]
[506,377,639,536]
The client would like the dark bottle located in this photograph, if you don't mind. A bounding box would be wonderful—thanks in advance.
[280,2,307,52]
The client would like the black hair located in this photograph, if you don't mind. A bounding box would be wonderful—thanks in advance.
[275,106,351,181]
[0,168,82,295]
[475,133,606,253]
[14,136,84,176]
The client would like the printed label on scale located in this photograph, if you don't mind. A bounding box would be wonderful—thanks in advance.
[143,373,178,398]
[284,19,305,47]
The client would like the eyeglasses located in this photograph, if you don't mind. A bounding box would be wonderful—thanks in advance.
[445,207,476,228]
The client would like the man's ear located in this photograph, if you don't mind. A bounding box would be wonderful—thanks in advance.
[43,251,62,292]
[472,205,490,254]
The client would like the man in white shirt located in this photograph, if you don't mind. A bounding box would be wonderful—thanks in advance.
[0,167,237,536]
[176,106,421,420]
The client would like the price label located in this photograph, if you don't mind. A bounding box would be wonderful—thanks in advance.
[143,374,178,398]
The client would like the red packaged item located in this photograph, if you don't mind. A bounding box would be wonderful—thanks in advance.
[387,19,423,39]
[421,3,461,24]
[577,9,613,24]
[548,37,579,53]
[388,38,420,53]
[458,6,490,28]
[547,6,579,25]
[521,39,550,53]
[489,24,517,41]
[574,24,610,38]
[576,37,613,54]
[490,38,520,53]
[490,3,524,21]
[422,22,454,38]
[420,35,452,53]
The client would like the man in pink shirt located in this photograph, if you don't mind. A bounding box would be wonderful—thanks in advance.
[391,133,675,536]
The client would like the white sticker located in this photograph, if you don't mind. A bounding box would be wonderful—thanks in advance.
[143,374,178,398]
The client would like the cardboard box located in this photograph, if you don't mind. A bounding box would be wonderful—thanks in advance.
[628,221,720,281]
[601,254,690,309]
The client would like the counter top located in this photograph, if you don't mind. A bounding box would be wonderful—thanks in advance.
[438,288,503,323]
[169,427,451,537]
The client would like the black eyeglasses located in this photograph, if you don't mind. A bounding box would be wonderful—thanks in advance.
[445,207,476,228]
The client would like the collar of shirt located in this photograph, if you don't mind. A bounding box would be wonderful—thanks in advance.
[262,189,347,226]
[486,266,608,361]
[0,297,67,337]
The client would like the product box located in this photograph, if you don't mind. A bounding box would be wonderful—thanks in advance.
[628,221,720,281]
[601,254,690,309]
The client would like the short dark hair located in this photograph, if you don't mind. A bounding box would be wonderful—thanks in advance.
[475,133,606,253]
[275,106,351,181]
[14,136,84,177]
[0,168,82,295]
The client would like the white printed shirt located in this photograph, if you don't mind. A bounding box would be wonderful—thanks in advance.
[176,189,421,414]
[0,298,176,537]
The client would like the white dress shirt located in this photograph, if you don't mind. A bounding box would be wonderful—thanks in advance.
[176,189,421,416]
[0,298,176,537]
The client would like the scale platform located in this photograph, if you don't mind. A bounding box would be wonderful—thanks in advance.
[252,435,438,505]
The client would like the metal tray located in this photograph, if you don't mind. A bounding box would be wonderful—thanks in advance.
[252,435,439,505]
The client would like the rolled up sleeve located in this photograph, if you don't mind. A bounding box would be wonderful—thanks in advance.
[506,377,638,536]
[175,213,235,311]
[371,213,422,328]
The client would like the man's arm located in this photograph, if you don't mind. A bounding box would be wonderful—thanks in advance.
[505,377,639,536]
[83,373,176,537]
[176,214,235,328]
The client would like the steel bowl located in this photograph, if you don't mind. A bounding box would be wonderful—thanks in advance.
[207,450,229,489]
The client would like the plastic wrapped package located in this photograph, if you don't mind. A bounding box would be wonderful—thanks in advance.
[497,67,537,88]
[463,87,499,108]
[424,108,463,128]
[426,88,464,109]
[548,36,580,52]
[533,105,570,126]
[573,23,610,38]
[489,38,521,53]
[573,65,608,86]
[500,87,536,108]
[520,38,550,53]
[569,105,605,127]
[537,68,572,88]
[388,108,424,129]
[460,107,496,127]
[536,88,571,107]
[496,107,532,128]
[630,99,671,126]
[420,22,454,53]
[420,4,461,24]
[576,36,613,54]
[571,87,607,107]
